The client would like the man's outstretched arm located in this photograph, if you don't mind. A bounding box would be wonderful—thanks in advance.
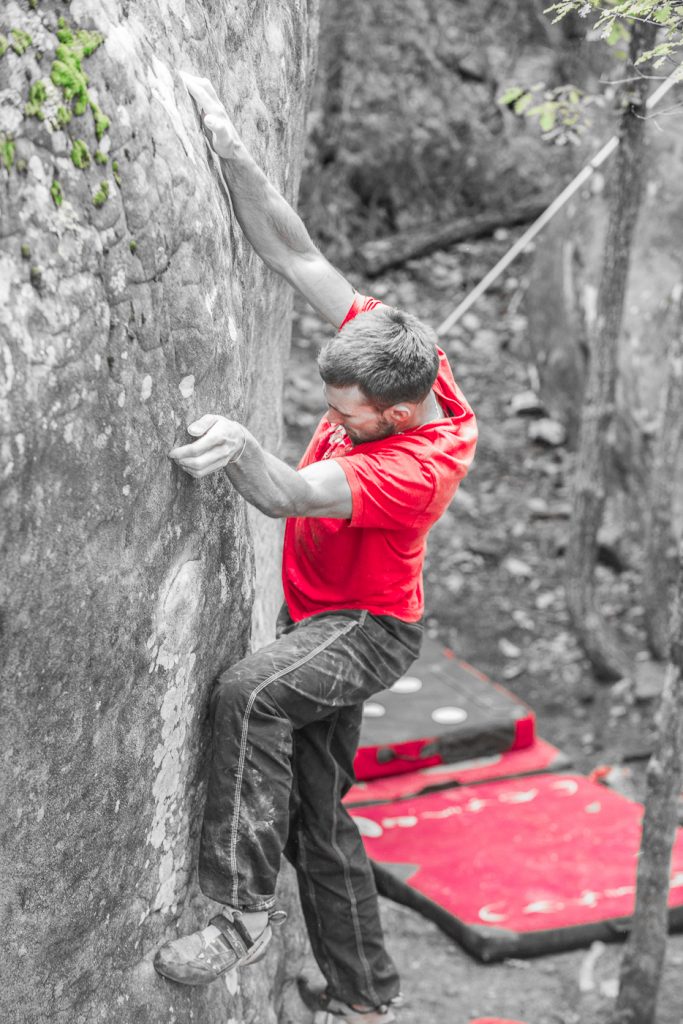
[169,415,353,519]
[180,73,355,329]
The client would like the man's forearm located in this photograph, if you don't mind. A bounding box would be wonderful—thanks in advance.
[181,73,355,326]
[218,145,354,324]
[225,430,309,518]
[218,145,316,275]
[169,414,353,518]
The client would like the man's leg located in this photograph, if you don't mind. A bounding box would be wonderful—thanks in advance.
[285,706,400,1009]
[155,609,419,986]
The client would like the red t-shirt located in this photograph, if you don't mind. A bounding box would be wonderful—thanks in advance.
[282,295,477,622]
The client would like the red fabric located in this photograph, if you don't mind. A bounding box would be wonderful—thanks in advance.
[344,738,567,806]
[350,774,683,933]
[282,295,477,621]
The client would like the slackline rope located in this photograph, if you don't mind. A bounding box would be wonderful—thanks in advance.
[436,65,682,336]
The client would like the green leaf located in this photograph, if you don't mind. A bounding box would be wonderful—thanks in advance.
[539,106,557,132]
[654,4,673,22]
[514,93,534,114]
[499,86,525,105]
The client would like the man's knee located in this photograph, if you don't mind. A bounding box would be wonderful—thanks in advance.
[208,658,281,724]
[209,665,248,720]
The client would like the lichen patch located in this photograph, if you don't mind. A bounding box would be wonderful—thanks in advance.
[148,554,204,913]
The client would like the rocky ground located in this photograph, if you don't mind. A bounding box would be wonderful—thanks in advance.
[282,238,683,1024]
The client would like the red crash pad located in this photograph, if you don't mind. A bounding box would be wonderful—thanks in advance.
[354,636,535,782]
[350,774,683,961]
[345,738,568,807]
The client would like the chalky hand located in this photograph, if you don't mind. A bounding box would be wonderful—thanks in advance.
[169,414,248,478]
[180,70,241,159]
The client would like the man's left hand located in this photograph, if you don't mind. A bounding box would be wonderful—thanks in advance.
[169,415,247,479]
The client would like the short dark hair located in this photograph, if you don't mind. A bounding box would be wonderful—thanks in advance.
[318,306,440,408]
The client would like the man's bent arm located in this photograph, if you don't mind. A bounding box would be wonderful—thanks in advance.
[180,73,355,329]
[169,415,352,519]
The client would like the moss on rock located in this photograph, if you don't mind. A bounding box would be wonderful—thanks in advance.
[51,18,108,141]
[1,136,15,171]
[71,139,91,169]
[55,105,72,128]
[91,180,109,207]
[25,80,47,120]
[11,29,32,56]
[50,180,63,207]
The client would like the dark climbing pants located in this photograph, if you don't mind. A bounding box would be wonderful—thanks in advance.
[198,606,423,1007]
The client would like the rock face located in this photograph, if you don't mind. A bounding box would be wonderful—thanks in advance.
[0,2,318,1022]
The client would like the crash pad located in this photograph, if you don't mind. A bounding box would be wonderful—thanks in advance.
[344,737,568,807]
[350,773,683,961]
[354,636,535,782]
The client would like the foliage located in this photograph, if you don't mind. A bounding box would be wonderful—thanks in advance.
[94,150,108,165]
[547,1,683,70]
[50,180,63,207]
[0,34,8,59]
[499,83,594,143]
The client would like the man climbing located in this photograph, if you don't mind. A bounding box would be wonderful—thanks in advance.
[154,73,477,1024]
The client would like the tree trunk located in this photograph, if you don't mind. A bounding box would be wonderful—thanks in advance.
[610,536,683,1024]
[564,20,657,682]
[309,0,356,165]
[359,196,551,276]
[643,285,683,660]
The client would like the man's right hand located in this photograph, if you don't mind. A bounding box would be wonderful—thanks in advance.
[179,70,355,329]
[180,71,242,160]
[169,414,248,479]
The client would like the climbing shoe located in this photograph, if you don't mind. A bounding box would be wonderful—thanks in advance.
[154,908,286,986]
[298,976,402,1023]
